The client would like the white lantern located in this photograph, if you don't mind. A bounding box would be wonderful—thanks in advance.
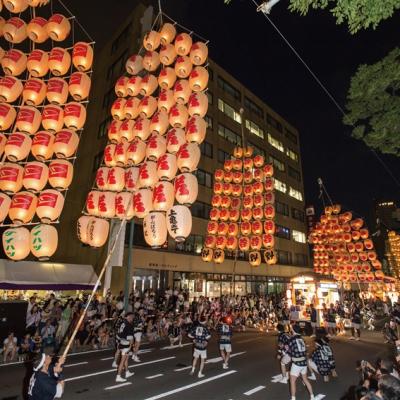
[36,189,64,222]
[174,173,198,205]
[0,163,23,193]
[0,103,16,130]
[0,193,11,222]
[186,115,207,144]
[176,143,200,172]
[77,215,92,244]
[31,131,54,161]
[114,142,128,166]
[126,138,146,166]
[166,205,192,242]
[46,78,68,105]
[107,120,121,143]
[42,104,64,132]
[126,76,141,97]
[22,161,48,192]
[85,190,100,216]
[104,143,116,167]
[157,153,177,181]
[143,211,168,248]
[115,192,134,219]
[97,191,116,218]
[138,161,158,189]
[72,42,93,72]
[9,191,37,224]
[15,106,42,134]
[150,110,169,135]
[3,227,30,260]
[68,71,91,101]
[53,129,79,158]
[64,102,86,130]
[125,167,139,192]
[124,97,140,120]
[152,181,174,212]
[169,104,189,128]
[5,132,32,161]
[188,91,208,117]
[87,217,110,247]
[30,224,58,260]
[133,117,151,141]
[133,188,153,219]
[166,128,186,154]
[118,119,135,142]
[48,159,73,189]
[106,167,125,192]
[95,167,109,190]
[111,98,126,121]
[146,133,166,161]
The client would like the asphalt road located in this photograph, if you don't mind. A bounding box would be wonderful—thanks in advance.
[0,330,393,400]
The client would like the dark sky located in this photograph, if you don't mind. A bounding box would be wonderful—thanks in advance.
[66,0,400,222]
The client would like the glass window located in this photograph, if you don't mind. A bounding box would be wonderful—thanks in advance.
[277,250,292,265]
[275,224,291,240]
[268,155,285,172]
[195,169,213,188]
[218,124,241,145]
[218,99,242,124]
[92,151,103,172]
[218,149,231,163]
[291,207,305,222]
[276,201,289,216]
[288,166,301,181]
[98,116,112,139]
[206,91,213,104]
[289,186,303,201]
[111,24,131,53]
[244,96,263,119]
[285,128,298,145]
[274,178,287,193]
[191,201,212,219]
[205,115,213,129]
[245,119,264,139]
[267,113,282,132]
[267,133,284,152]
[286,148,299,162]
[103,87,115,110]
[248,142,265,157]
[200,141,213,158]
[217,77,241,101]
[107,50,128,81]
[294,253,308,266]
[176,234,203,254]
[292,230,306,243]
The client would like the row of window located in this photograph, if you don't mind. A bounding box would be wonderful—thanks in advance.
[218,98,242,124]
[274,178,303,202]
[275,224,306,243]
[275,201,305,222]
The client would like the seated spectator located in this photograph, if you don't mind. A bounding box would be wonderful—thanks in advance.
[18,333,34,361]
[41,319,56,351]
[3,332,18,363]
[376,374,400,399]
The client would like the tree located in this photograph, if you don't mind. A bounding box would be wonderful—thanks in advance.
[224,0,400,34]
[343,48,400,155]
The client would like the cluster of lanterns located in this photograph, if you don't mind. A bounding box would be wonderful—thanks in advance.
[0,1,94,260]
[78,22,209,248]
[309,204,384,283]
[201,146,277,267]
[387,231,400,279]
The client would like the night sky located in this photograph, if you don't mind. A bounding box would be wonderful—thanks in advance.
[67,0,400,223]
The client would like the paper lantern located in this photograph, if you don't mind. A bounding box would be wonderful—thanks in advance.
[243,146,253,157]
[371,259,382,270]
[264,220,275,234]
[189,67,208,92]
[26,16,48,43]
[231,198,241,210]
[150,110,169,135]
[140,73,158,96]
[252,221,263,235]
[36,189,64,222]
[177,143,200,172]
[2,49,26,76]
[103,144,116,167]
[264,178,274,192]
[367,251,377,261]
[351,218,364,230]
[0,103,16,130]
[253,155,264,168]
[0,76,23,102]
[364,239,374,250]
[95,167,109,190]
[219,209,229,221]
[175,33,192,56]
[118,119,135,142]
[48,47,71,76]
[186,115,206,144]
[204,235,216,249]
[213,249,225,264]
[153,181,174,212]
[9,191,37,224]
[249,251,261,266]
[232,184,242,197]
[46,77,68,105]
[175,56,192,78]
[264,205,275,219]
[138,161,158,189]
[143,211,168,248]
[46,14,71,41]
[359,229,369,239]
[146,133,166,161]
[201,247,213,262]
[263,164,274,178]
[241,209,252,222]
[16,106,41,134]
[160,23,176,45]
[243,158,253,171]
[253,169,264,182]
[222,183,232,195]
[166,205,192,242]
[53,129,79,158]
[253,194,264,208]
[241,221,252,236]
[64,102,86,130]
[243,196,253,209]
[3,17,27,43]
[114,142,128,166]
[243,185,253,197]
[264,191,275,204]
[239,236,250,252]
[158,89,175,113]
[223,159,233,172]
[190,42,208,66]
[134,188,153,218]
[85,190,100,216]
[0,192,10,223]
[106,167,125,192]
[143,51,160,72]
[42,105,64,132]
[5,132,31,161]
[173,79,191,104]
[72,42,93,71]
[97,191,116,218]
[347,243,356,253]
[87,217,110,247]
[139,96,157,118]
[126,76,141,98]
[166,127,185,153]
[143,30,161,51]
[22,161,48,192]
[233,147,243,159]
[209,208,220,221]
[124,167,139,192]
[4,0,29,13]
[243,171,252,184]
[216,235,227,250]
[124,97,140,120]
[22,78,46,106]
[211,194,221,208]
[27,49,48,77]
[232,170,243,184]
[111,98,126,121]
[30,224,58,260]
[227,222,239,237]
[160,44,178,68]
[125,54,143,75]
[188,92,208,117]
[158,67,176,90]
[232,159,243,172]
[127,138,146,166]
[3,227,30,260]
[207,221,218,235]
[77,215,91,243]
[262,234,275,248]
[169,104,189,128]
[217,221,228,236]
[30,131,53,161]
[115,192,134,220]
[352,230,361,241]
[115,76,128,97]
[69,72,91,101]
[48,160,73,189]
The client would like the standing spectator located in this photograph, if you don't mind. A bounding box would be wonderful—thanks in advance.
[3,332,18,362]
[351,302,362,341]
[26,305,41,336]
[56,301,73,345]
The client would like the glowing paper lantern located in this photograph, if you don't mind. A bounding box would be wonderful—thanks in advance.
[158,89,175,113]
[262,234,275,248]
[36,189,64,222]
[249,251,261,267]
[143,211,168,248]
[173,79,192,104]
[139,96,157,118]
[134,188,153,218]
[106,167,125,192]
[169,104,189,128]
[97,191,116,218]
[30,224,58,260]
[69,72,91,101]
[27,16,48,43]
[77,215,91,244]
[64,102,86,130]
[31,131,54,161]
[22,161,48,192]
[95,167,109,190]
[216,235,227,250]
[2,49,27,76]
[9,191,37,224]
[264,249,277,265]
[186,115,206,144]
[85,190,100,216]
[104,144,116,167]
[138,161,158,189]
[87,217,110,247]
[23,78,46,106]
[174,55,192,78]
[48,159,73,189]
[176,143,200,172]
[143,51,160,72]
[264,220,275,235]
[53,129,79,158]
[46,14,71,41]
[3,17,27,43]
[3,227,30,260]
[0,103,16,130]
[111,98,126,121]
[175,33,192,56]
[189,67,208,92]
[5,132,32,161]
[126,76,141,97]
[213,249,225,264]
[239,237,250,252]
[119,120,135,142]
[0,76,23,102]
[0,193,11,222]
[160,23,176,45]
[150,110,169,135]
[115,76,128,97]
[16,106,41,134]
[166,128,185,154]
[201,247,213,262]
[4,0,29,13]
[226,236,238,251]
[114,142,128,166]
[174,173,198,205]
[42,105,64,132]
[158,66,176,88]
[125,54,143,75]
[125,167,139,192]
[115,192,134,219]
[72,42,93,72]
[152,181,174,212]
[0,163,23,193]
[46,78,68,105]
[166,205,192,242]
[140,74,158,96]
[190,42,208,66]
[146,133,166,161]
[48,47,71,76]
[124,97,140,120]
[127,138,146,166]
[188,91,208,117]
[27,49,49,77]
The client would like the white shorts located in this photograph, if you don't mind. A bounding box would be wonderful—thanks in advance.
[55,382,64,398]
[281,354,291,365]
[290,363,308,377]
[134,332,142,342]
[308,360,318,373]
[352,323,360,330]
[219,344,232,353]
[118,344,131,355]
[193,349,207,359]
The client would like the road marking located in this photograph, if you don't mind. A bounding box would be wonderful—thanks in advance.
[64,362,88,368]
[174,366,191,371]
[142,370,237,400]
[271,374,283,380]
[161,343,192,350]
[101,349,153,361]
[174,352,245,372]
[244,386,266,395]
[105,382,132,390]
[315,395,326,400]
[65,356,175,382]
[146,374,164,379]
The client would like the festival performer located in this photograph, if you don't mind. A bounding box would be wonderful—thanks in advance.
[308,337,338,382]
[112,311,124,368]
[168,318,183,347]
[132,308,145,362]
[188,316,211,378]
[217,316,233,369]
[350,302,362,341]
[276,323,291,384]
[115,312,135,383]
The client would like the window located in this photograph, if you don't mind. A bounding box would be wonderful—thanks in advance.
[286,148,299,162]
[285,128,298,145]
[276,201,289,216]
[267,133,284,152]
[191,201,212,219]
[294,253,308,266]
[288,166,301,182]
[200,141,213,158]
[176,234,203,254]
[277,250,292,265]
[289,187,303,201]
[103,87,115,110]
[218,99,242,124]
[244,97,263,119]
[218,124,241,145]
[274,178,287,193]
[291,207,305,222]
[205,115,213,129]
[218,149,231,163]
[98,117,112,139]
[111,24,131,53]
[268,155,285,172]
[292,230,306,244]
[195,169,213,188]
[275,224,291,240]
[92,151,103,172]
[248,142,265,157]
[206,91,213,104]
[245,119,264,139]
[217,77,241,101]
[267,113,282,132]
[107,50,128,81]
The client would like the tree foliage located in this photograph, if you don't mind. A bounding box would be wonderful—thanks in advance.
[344,48,400,155]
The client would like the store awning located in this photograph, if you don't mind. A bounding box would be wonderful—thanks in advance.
[0,259,99,290]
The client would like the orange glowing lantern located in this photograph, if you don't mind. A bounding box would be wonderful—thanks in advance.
[143,211,168,248]
[175,33,192,56]
[160,23,176,45]
[16,106,41,134]
[239,236,250,252]
[126,54,143,75]
[5,132,31,161]
[115,76,128,98]
[31,131,54,161]
[0,163,23,193]
[23,78,46,106]
[146,133,166,161]
[36,189,64,223]
[0,103,16,130]
[42,105,64,132]
[106,167,125,192]
[264,220,275,234]
[2,49,27,76]
[241,221,252,236]
[158,89,175,114]
[22,161,48,192]
[166,205,192,242]
[72,42,93,71]
[188,91,208,117]
[9,191,37,224]
[190,42,208,65]
[27,49,48,77]
[27,16,48,43]
[53,129,79,158]
[176,143,200,172]
[156,153,177,181]
[125,167,139,192]
[169,104,189,128]
[46,77,68,105]
[46,14,71,41]
[158,67,176,89]
[150,110,169,135]
[69,72,91,101]
[64,102,86,130]
[127,138,146,166]
[189,66,208,92]
[139,96,158,118]
[143,51,160,72]
[186,115,206,144]
[48,47,71,76]
[201,247,213,261]
[48,159,73,189]
[0,76,23,102]
[3,17,27,43]
[133,117,151,141]
[124,98,140,120]
[95,167,109,190]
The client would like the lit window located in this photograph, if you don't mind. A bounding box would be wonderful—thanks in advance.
[267,133,284,152]
[289,187,303,201]
[275,225,291,240]
[218,124,241,146]
[274,178,287,193]
[286,148,298,162]
[292,230,306,243]
[268,155,285,172]
[245,119,264,139]
[218,99,242,124]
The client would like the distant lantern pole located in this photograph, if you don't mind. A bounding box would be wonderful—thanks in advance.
[124,220,135,312]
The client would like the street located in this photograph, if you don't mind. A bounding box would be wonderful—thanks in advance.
[0,329,392,400]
